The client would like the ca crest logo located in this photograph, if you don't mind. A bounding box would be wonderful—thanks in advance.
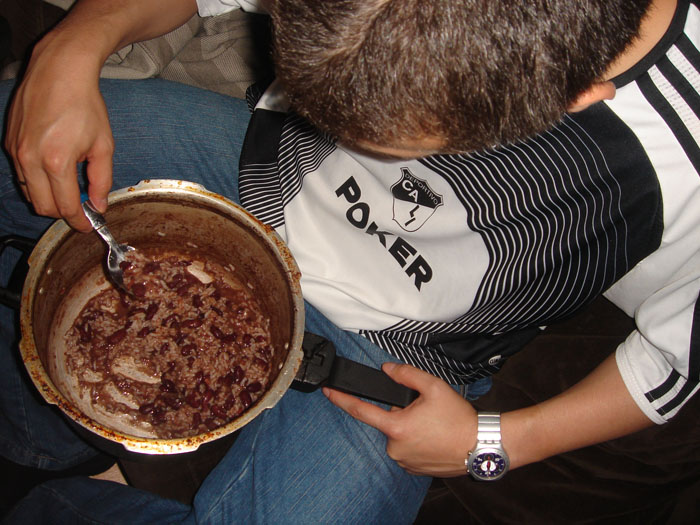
[391,168,444,232]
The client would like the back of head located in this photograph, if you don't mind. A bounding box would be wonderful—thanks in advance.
[269,0,651,153]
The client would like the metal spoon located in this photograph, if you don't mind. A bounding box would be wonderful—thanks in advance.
[81,199,135,295]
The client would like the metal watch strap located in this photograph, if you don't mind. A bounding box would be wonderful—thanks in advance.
[475,412,502,444]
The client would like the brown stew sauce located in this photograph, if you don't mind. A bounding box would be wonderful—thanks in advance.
[64,249,274,439]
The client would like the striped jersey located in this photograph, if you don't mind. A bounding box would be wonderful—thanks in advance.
[233,0,700,423]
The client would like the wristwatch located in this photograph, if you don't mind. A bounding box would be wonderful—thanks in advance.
[466,412,510,481]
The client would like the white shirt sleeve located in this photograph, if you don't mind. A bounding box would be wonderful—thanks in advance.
[605,181,700,424]
[196,0,265,17]
[609,271,700,424]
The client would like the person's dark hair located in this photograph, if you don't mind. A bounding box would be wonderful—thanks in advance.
[268,0,652,152]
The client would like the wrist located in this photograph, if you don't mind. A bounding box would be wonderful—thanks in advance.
[500,405,545,470]
[32,26,113,77]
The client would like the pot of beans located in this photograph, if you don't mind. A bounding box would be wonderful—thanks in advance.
[15,180,306,454]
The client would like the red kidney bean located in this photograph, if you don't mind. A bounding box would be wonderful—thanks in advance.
[161,395,182,410]
[205,389,216,402]
[182,318,203,329]
[159,342,170,355]
[151,406,166,424]
[137,327,151,338]
[143,261,160,274]
[145,302,159,320]
[118,293,131,309]
[176,284,192,297]
[253,357,269,370]
[185,392,201,408]
[139,402,155,415]
[166,274,184,289]
[106,328,127,346]
[222,372,235,387]
[204,417,218,430]
[221,333,237,345]
[246,381,262,393]
[239,390,252,409]
[192,294,203,308]
[192,412,202,428]
[232,366,244,384]
[131,282,147,297]
[258,346,271,360]
[210,325,225,340]
[211,404,227,420]
[160,379,177,393]
[119,260,133,271]
[180,344,196,356]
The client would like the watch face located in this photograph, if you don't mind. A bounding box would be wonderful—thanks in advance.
[470,450,508,480]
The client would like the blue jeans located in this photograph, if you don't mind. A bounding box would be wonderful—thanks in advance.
[0,79,436,524]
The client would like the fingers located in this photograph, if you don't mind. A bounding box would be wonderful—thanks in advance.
[15,136,91,232]
[322,387,398,434]
[86,135,115,214]
[381,362,443,397]
[48,164,92,232]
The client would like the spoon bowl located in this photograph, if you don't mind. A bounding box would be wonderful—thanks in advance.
[81,200,135,295]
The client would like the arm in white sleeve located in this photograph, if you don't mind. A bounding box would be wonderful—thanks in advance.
[611,270,700,424]
[196,0,265,16]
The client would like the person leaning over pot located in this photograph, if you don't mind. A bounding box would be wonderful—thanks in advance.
[1,0,699,522]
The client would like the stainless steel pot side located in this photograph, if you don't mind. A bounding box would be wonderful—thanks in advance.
[18,180,305,454]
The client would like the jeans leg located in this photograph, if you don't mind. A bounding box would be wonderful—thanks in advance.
[0,78,250,469]
[191,302,431,524]
[3,303,431,524]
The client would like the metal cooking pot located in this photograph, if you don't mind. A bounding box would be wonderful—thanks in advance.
[5,180,417,456]
[15,180,305,454]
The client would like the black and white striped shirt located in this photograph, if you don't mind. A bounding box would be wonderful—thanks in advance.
[237,0,700,423]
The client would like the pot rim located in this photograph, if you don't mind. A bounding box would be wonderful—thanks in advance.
[18,179,305,454]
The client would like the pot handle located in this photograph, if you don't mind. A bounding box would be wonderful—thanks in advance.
[0,235,36,310]
[293,332,419,408]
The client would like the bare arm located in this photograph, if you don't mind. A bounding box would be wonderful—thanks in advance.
[501,353,651,470]
[4,0,198,231]
[325,352,653,477]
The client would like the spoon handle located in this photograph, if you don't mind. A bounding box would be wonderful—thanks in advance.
[81,200,125,257]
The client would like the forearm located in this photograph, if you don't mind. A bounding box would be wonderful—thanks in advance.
[502,352,654,470]
[35,0,199,69]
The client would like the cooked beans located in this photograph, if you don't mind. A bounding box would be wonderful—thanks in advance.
[63,249,274,439]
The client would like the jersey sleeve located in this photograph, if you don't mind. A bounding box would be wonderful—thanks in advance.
[605,239,700,424]
[196,0,264,17]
